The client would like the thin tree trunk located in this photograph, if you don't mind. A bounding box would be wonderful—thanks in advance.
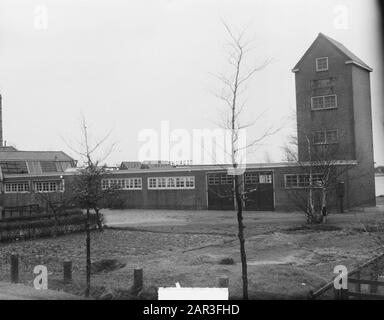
[85,208,91,297]
[321,187,327,223]
[94,207,103,231]
[306,136,315,223]
[309,187,315,223]
[235,174,248,300]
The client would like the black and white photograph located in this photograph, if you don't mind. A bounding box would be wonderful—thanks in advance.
[0,0,383,310]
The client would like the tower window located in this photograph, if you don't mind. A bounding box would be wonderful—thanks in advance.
[311,94,337,110]
[312,130,338,145]
[316,57,328,71]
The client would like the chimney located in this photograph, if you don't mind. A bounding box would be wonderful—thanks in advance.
[0,94,3,147]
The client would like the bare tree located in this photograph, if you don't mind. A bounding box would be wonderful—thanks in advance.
[37,190,73,237]
[212,21,279,299]
[283,126,355,223]
[63,116,117,297]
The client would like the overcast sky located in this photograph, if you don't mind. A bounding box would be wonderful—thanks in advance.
[0,0,383,166]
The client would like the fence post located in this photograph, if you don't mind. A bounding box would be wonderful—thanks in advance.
[133,268,143,293]
[341,288,349,300]
[63,260,72,283]
[218,276,229,288]
[333,287,341,300]
[334,287,348,300]
[10,254,19,283]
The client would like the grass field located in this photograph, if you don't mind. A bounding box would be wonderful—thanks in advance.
[0,202,383,299]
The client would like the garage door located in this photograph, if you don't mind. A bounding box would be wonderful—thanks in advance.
[207,171,274,211]
[244,171,274,211]
[207,173,235,210]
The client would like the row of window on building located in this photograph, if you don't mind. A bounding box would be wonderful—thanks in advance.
[3,173,325,194]
[284,173,324,188]
[4,181,64,193]
[311,57,339,145]
[101,176,196,190]
[312,57,339,111]
[311,57,338,143]
[208,173,273,185]
[102,178,143,190]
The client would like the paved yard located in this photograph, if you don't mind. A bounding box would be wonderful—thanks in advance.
[103,206,384,236]
[0,205,382,299]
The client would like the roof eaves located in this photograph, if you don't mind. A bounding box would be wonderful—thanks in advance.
[345,60,373,72]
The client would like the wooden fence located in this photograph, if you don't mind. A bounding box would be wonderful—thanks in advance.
[309,253,384,300]
[334,275,384,300]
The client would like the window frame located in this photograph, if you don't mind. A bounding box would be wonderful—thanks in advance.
[259,174,273,184]
[4,182,30,193]
[101,178,142,190]
[311,94,337,111]
[315,57,329,72]
[147,176,195,190]
[312,129,338,145]
[245,172,259,185]
[208,174,220,185]
[34,180,65,193]
[284,173,324,189]
[220,174,233,185]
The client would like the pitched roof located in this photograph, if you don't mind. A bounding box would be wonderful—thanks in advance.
[293,33,372,72]
[0,150,75,162]
[120,161,142,167]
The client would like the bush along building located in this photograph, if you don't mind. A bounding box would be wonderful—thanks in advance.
[0,33,376,213]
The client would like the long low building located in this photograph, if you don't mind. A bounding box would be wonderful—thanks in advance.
[95,160,372,211]
[0,149,76,211]
[0,156,374,212]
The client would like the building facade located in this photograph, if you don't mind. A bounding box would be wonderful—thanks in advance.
[0,149,76,210]
[292,33,376,208]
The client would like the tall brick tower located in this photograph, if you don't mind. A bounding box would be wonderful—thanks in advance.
[292,33,376,207]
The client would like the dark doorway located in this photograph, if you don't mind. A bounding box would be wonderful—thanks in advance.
[207,171,274,211]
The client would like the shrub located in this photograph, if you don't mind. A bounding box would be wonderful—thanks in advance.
[219,257,236,265]
[0,212,98,242]
[286,224,342,233]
